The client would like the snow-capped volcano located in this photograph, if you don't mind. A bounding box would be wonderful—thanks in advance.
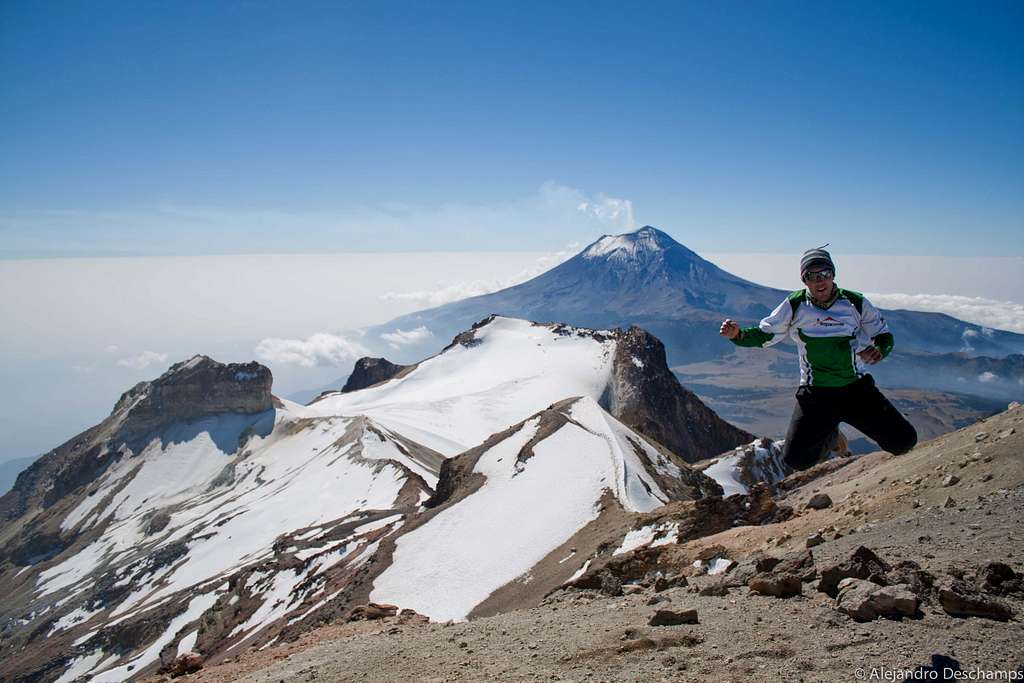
[581,225,668,264]
[372,226,1024,365]
[0,317,740,682]
[376,227,779,346]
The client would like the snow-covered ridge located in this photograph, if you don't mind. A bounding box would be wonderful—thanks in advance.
[308,316,620,455]
[369,396,683,622]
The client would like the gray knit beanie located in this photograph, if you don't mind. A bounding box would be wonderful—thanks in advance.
[800,245,835,277]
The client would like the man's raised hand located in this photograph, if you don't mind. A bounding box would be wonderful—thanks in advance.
[857,346,882,364]
[720,319,740,340]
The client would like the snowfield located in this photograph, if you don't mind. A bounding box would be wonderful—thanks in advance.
[369,397,672,622]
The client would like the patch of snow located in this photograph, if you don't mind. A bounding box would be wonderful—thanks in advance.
[178,355,205,371]
[568,560,591,584]
[614,526,658,556]
[48,605,101,634]
[566,398,668,511]
[703,451,747,496]
[44,407,418,623]
[704,439,788,496]
[53,649,109,683]
[73,629,100,647]
[707,557,732,575]
[650,522,679,547]
[176,630,198,656]
[614,520,679,555]
[631,356,644,369]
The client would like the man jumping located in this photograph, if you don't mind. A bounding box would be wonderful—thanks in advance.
[719,245,917,470]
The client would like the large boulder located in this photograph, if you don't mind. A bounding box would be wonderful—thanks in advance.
[938,578,1014,621]
[748,573,803,598]
[649,608,698,626]
[166,652,204,678]
[835,578,919,621]
[817,546,891,597]
[977,561,1023,596]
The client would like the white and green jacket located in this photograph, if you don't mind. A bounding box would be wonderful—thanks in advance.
[731,287,894,387]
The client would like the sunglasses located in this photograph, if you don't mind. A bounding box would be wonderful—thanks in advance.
[802,269,834,282]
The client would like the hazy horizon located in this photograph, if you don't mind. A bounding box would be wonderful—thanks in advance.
[2,241,1022,468]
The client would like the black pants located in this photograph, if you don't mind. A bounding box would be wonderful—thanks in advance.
[782,374,918,470]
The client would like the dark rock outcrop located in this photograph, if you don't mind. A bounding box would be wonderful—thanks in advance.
[342,357,411,393]
[112,355,273,442]
[604,326,753,463]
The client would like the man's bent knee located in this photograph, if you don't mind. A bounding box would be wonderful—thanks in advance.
[782,444,825,471]
[882,424,917,456]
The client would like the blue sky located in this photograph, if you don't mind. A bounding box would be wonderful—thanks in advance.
[1,0,1022,256]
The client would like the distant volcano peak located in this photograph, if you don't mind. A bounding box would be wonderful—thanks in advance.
[580,225,691,268]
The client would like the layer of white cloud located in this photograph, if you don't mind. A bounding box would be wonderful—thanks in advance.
[864,293,1024,334]
[116,351,168,370]
[254,333,368,368]
[379,245,578,308]
[979,371,998,383]
[380,326,433,349]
